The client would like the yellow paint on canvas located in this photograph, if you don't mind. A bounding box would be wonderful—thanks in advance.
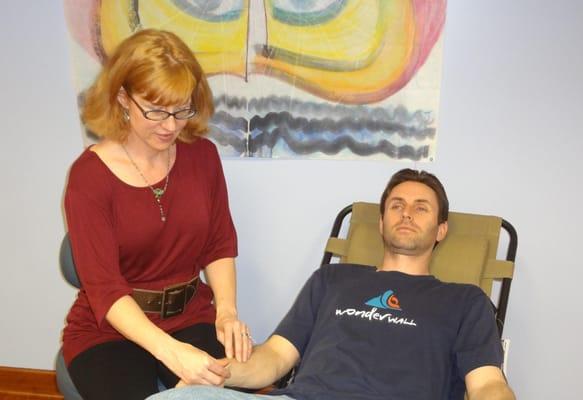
[265,0,383,63]
[100,0,134,56]
[99,0,248,76]
[255,1,415,102]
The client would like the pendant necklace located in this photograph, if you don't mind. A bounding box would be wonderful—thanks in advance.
[122,144,171,222]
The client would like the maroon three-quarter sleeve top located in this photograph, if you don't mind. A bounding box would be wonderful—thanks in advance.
[62,138,237,365]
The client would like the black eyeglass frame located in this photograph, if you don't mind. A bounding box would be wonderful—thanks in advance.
[125,92,197,121]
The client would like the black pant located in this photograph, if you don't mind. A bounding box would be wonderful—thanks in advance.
[68,323,224,400]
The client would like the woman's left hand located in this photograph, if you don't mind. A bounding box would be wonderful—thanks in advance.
[215,312,253,362]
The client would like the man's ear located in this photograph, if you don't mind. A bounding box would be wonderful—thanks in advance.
[379,216,384,237]
[117,87,129,109]
[436,221,448,243]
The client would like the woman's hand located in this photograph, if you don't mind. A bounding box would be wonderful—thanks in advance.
[203,258,252,362]
[215,311,253,362]
[104,296,231,386]
[160,341,231,386]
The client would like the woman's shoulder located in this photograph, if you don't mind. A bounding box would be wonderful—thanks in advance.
[178,137,222,167]
[68,144,113,190]
[70,146,101,174]
[179,137,218,155]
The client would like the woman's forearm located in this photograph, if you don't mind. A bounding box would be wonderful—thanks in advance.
[203,257,252,362]
[204,257,238,317]
[105,295,175,360]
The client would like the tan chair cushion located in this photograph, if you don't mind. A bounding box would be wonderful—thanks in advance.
[323,203,513,298]
[430,235,489,287]
[344,223,384,267]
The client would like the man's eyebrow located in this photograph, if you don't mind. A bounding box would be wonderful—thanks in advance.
[388,197,432,205]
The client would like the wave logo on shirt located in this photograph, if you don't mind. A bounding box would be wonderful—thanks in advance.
[335,289,415,326]
[365,290,402,311]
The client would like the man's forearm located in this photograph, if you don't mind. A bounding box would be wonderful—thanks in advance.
[225,345,282,388]
[469,381,516,400]
[225,335,300,389]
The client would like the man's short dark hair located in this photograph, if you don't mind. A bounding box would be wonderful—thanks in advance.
[380,169,449,224]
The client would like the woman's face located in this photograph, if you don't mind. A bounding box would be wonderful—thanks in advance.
[122,92,191,151]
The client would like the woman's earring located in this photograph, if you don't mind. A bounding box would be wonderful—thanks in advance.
[123,109,130,122]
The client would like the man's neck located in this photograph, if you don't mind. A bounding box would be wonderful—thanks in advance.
[378,251,432,275]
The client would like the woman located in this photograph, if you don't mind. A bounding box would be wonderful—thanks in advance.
[62,29,251,400]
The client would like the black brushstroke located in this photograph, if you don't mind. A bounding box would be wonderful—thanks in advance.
[249,111,434,140]
[209,95,435,160]
[249,126,429,160]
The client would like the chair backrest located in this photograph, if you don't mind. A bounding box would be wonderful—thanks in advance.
[322,202,517,335]
[60,233,81,288]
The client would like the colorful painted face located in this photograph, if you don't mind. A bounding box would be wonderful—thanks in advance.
[66,1,446,160]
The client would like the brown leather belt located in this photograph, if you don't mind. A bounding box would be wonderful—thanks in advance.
[131,276,199,319]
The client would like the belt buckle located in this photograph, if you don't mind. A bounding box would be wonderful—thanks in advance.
[160,282,188,319]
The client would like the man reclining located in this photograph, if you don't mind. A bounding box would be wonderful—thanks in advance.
[148,168,515,400]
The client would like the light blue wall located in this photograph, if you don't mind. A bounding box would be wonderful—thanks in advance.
[1,1,582,399]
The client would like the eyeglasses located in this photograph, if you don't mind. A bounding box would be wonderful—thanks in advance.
[126,93,197,121]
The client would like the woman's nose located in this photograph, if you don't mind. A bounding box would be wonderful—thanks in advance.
[161,115,177,130]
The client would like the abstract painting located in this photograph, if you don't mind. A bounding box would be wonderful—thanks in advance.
[64,0,447,160]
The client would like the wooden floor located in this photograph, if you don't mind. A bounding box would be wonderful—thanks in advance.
[0,365,275,399]
[0,366,63,400]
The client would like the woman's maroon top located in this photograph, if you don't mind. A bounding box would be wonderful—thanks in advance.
[62,138,237,365]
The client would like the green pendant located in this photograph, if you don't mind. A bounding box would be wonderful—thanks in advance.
[153,188,165,199]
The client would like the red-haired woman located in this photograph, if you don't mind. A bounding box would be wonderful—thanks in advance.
[62,29,251,400]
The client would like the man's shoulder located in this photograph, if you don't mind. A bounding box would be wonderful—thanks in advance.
[437,279,486,296]
[428,279,493,312]
[315,263,377,285]
[320,263,376,275]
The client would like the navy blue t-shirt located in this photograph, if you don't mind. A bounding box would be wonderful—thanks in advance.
[270,264,503,400]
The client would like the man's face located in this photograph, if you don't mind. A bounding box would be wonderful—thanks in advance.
[379,181,447,256]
